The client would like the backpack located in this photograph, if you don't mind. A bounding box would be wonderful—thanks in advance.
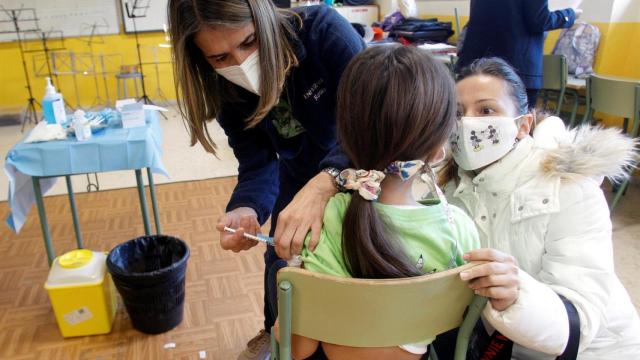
[552,21,600,78]
[389,18,454,44]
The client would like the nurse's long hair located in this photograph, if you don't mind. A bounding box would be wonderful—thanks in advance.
[168,0,299,154]
[336,45,457,279]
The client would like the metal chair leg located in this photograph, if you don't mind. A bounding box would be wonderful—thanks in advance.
[610,178,630,211]
[455,296,488,360]
[569,90,580,127]
[278,281,293,360]
[270,327,279,360]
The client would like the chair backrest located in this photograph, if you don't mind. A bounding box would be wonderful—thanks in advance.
[542,55,568,91]
[277,262,479,347]
[587,75,640,120]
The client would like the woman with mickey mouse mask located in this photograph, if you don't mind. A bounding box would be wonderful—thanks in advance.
[438,57,640,359]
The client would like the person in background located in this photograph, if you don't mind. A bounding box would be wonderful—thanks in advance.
[456,0,580,107]
[167,1,364,359]
[440,57,640,359]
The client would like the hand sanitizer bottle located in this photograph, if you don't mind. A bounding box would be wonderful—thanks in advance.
[42,77,66,125]
[73,110,92,141]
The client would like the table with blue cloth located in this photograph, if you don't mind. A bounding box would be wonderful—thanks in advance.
[4,109,168,265]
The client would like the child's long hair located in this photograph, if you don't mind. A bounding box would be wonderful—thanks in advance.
[336,45,457,279]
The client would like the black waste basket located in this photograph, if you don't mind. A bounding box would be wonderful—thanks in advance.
[107,235,190,334]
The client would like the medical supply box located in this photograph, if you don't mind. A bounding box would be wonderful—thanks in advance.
[45,249,117,337]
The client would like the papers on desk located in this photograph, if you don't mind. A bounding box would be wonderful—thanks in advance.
[417,43,457,55]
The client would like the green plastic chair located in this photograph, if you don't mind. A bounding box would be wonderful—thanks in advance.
[583,74,640,210]
[271,262,487,360]
[541,55,568,118]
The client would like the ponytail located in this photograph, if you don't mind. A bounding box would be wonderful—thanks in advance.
[335,45,457,279]
[341,194,422,279]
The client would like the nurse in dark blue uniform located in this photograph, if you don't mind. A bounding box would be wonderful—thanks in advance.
[168,1,364,358]
[456,0,577,105]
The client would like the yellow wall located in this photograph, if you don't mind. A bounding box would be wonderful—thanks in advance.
[0,31,175,112]
[1,3,638,114]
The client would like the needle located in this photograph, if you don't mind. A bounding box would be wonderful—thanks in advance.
[223,226,274,246]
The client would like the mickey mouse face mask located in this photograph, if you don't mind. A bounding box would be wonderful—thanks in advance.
[450,115,523,171]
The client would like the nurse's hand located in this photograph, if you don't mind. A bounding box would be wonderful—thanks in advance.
[274,172,337,259]
[216,207,260,252]
[460,248,520,311]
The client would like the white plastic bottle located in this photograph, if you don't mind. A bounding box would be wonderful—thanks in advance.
[42,77,66,125]
[73,110,92,141]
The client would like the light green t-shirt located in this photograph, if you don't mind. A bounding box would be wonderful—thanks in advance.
[301,193,480,278]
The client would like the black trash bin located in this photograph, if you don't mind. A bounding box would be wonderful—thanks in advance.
[107,235,190,334]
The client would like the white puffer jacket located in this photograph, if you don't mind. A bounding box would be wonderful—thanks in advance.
[447,117,640,359]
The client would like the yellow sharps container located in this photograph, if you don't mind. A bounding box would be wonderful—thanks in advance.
[44,249,117,337]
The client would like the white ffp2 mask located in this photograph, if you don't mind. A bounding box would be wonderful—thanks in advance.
[215,50,261,96]
[450,116,522,171]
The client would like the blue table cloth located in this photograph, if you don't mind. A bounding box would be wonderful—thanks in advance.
[4,110,168,233]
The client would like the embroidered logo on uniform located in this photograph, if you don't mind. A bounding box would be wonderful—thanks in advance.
[303,79,327,102]
[271,97,305,138]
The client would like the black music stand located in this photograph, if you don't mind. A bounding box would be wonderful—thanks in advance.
[79,20,110,108]
[0,7,41,131]
[22,29,75,113]
[124,0,167,119]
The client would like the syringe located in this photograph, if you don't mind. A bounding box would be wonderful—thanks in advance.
[223,226,274,246]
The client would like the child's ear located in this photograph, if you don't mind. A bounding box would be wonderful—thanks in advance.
[517,114,534,139]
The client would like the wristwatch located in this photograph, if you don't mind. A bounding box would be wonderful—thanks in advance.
[322,167,343,191]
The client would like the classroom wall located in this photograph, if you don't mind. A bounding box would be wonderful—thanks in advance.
[0,31,174,113]
[0,1,638,113]
[377,0,640,79]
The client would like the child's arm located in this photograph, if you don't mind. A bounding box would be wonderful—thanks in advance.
[274,195,347,358]
[274,318,320,360]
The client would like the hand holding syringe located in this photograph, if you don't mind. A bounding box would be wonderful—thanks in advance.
[224,226,303,267]
[223,226,274,246]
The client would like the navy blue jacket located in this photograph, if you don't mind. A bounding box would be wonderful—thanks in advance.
[456,0,575,89]
[217,5,365,225]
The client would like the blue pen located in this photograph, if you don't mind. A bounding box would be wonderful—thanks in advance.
[224,226,274,246]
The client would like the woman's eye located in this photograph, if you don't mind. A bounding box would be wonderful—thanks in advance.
[481,107,495,115]
[456,110,463,119]
[213,55,227,63]
[240,38,256,49]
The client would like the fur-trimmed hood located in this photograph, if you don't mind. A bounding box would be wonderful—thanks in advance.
[536,118,639,182]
